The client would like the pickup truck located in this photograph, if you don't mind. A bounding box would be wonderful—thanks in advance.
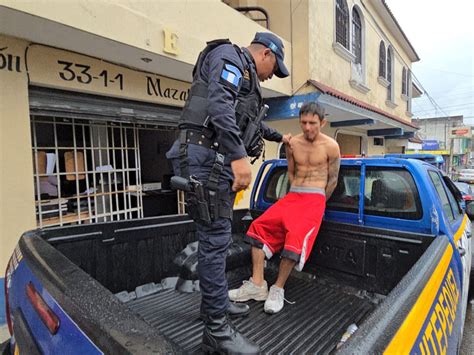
[2,157,472,354]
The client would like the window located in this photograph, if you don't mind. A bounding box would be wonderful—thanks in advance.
[336,0,350,49]
[429,171,461,222]
[373,137,384,146]
[32,116,144,227]
[387,46,393,101]
[352,8,362,64]
[402,67,407,95]
[379,41,386,78]
[364,167,422,220]
[279,143,287,159]
[263,167,289,203]
[327,167,361,213]
[407,69,412,112]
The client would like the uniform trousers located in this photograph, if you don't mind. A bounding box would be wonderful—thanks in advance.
[167,140,235,316]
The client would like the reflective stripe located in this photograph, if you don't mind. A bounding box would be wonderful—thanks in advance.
[295,227,315,272]
[384,243,453,353]
[453,214,468,243]
[262,244,273,259]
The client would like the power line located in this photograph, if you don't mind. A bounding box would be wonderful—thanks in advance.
[411,72,451,118]
[417,66,474,78]
[414,102,474,114]
[413,92,474,106]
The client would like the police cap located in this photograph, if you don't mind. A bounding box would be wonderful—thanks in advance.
[252,32,289,78]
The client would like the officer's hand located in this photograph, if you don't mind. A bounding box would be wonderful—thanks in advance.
[231,157,252,192]
[282,134,292,145]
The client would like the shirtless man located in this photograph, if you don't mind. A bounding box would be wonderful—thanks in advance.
[229,101,340,314]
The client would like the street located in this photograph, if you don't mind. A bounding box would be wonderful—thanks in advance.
[461,299,474,354]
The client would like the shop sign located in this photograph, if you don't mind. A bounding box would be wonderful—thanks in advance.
[422,140,440,150]
[450,126,472,138]
[27,45,190,107]
[0,46,21,73]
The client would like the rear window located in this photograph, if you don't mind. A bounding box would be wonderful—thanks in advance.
[327,167,361,213]
[364,167,422,220]
[264,165,423,220]
[263,167,289,203]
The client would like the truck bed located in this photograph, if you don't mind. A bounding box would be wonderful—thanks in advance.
[32,214,433,353]
[125,271,374,354]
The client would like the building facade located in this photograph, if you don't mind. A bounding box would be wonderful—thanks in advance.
[0,0,420,318]
[411,116,472,169]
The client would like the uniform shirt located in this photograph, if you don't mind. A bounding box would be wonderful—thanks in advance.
[200,44,282,162]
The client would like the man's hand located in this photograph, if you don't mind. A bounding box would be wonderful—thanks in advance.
[282,133,292,145]
[231,157,252,192]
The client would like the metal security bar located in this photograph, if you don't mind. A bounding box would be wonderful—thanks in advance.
[31,116,143,228]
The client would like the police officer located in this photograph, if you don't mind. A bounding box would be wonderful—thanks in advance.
[166,32,290,354]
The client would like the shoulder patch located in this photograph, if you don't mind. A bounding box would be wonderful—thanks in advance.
[220,63,242,89]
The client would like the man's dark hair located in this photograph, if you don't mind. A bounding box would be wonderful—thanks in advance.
[299,102,326,121]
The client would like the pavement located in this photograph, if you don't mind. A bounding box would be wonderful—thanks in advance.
[460,299,474,354]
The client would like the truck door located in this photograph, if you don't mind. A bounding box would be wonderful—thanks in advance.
[427,169,471,347]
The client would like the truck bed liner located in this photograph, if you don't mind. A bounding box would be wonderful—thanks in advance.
[126,273,374,354]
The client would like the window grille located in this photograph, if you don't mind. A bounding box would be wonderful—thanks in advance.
[336,0,350,49]
[352,8,362,64]
[379,41,386,77]
[31,116,144,227]
[402,67,407,95]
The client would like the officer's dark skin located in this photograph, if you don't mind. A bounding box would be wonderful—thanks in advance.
[231,43,291,192]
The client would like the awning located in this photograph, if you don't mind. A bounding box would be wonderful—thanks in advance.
[265,80,418,138]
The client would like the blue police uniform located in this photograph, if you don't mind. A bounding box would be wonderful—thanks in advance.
[167,41,283,316]
[166,33,289,353]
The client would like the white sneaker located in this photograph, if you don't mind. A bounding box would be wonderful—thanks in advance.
[229,278,268,302]
[264,285,285,314]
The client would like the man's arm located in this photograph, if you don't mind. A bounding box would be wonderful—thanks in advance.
[286,141,295,185]
[325,143,341,200]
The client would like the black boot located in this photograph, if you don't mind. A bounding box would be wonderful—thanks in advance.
[227,302,250,318]
[202,314,260,354]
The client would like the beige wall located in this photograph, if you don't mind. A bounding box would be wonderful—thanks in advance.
[0,0,292,96]
[0,35,35,271]
[309,0,414,122]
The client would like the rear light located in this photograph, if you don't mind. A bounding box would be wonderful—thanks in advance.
[4,259,13,335]
[26,282,60,334]
[464,195,473,201]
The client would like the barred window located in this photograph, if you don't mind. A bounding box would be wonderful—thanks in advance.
[402,67,407,95]
[379,41,386,77]
[336,0,350,49]
[352,8,362,64]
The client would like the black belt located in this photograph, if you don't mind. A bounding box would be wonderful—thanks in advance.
[184,130,219,150]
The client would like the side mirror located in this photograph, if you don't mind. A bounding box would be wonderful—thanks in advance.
[466,203,474,220]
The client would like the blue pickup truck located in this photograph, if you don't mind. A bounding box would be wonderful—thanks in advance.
[2,157,472,354]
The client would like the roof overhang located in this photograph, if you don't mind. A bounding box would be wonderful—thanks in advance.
[369,0,420,62]
[265,81,419,138]
[0,4,290,98]
[412,82,423,98]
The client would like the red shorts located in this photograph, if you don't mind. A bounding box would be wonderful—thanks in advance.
[247,187,326,271]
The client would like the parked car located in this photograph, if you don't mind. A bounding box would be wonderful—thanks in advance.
[457,168,474,183]
[454,182,474,205]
